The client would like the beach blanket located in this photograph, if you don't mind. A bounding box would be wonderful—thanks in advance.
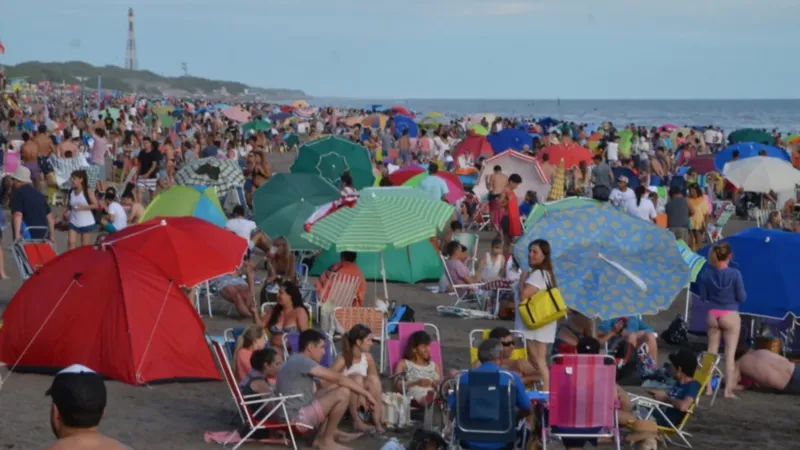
[436,305,495,319]
[203,430,288,446]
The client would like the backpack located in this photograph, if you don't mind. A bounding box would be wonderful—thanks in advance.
[386,304,415,334]
[662,315,689,346]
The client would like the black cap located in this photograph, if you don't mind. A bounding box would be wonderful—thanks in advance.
[576,337,601,355]
[668,349,698,377]
[45,364,107,420]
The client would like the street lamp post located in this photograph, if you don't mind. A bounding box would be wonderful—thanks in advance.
[75,76,88,114]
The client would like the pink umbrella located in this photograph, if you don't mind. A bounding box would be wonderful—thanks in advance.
[659,123,678,132]
[222,106,250,123]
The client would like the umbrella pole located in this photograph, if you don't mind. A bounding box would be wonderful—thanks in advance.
[380,252,389,300]
[684,284,690,321]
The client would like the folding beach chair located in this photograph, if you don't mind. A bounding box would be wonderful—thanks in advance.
[317,273,361,334]
[222,327,246,361]
[452,232,479,274]
[386,322,444,430]
[333,306,386,372]
[706,202,734,243]
[281,331,336,368]
[451,369,524,450]
[466,201,492,232]
[630,353,715,449]
[543,354,621,450]
[209,341,311,450]
[439,254,487,310]
[469,329,527,366]
[694,352,721,409]
[12,226,57,280]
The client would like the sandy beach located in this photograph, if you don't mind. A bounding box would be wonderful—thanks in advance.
[0,152,797,450]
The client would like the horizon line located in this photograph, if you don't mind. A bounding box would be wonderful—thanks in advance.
[310,96,800,102]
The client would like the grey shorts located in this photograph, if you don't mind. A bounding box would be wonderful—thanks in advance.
[670,227,689,241]
[784,364,800,394]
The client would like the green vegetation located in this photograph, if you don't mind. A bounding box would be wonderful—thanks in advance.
[1,60,307,98]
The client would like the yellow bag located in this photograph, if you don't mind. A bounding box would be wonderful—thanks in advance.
[518,271,567,329]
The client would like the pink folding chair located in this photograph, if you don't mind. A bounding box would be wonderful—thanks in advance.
[543,353,621,450]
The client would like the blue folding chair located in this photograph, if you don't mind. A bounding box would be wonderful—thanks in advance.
[222,327,245,360]
[282,331,336,368]
[453,369,521,450]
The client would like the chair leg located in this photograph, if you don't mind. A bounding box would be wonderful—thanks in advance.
[206,281,213,318]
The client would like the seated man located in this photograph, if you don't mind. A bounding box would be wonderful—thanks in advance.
[597,316,658,360]
[276,329,376,450]
[442,240,482,295]
[316,251,367,307]
[735,344,800,394]
[449,339,531,450]
[473,327,539,388]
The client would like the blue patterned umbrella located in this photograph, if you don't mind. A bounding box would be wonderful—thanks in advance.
[514,202,689,319]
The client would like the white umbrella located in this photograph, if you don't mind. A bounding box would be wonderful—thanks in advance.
[724,156,800,193]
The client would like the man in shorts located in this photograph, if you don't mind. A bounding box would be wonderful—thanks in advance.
[735,345,800,395]
[486,165,508,235]
[276,329,376,449]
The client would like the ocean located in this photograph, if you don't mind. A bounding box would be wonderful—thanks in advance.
[311,98,800,133]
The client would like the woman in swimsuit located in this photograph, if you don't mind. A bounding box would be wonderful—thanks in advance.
[330,325,384,432]
[251,280,309,349]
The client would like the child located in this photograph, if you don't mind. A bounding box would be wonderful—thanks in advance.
[331,324,384,432]
[233,325,267,383]
[477,238,505,281]
[393,331,441,405]
[239,347,283,398]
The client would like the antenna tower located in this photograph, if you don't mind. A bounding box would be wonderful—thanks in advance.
[125,8,138,70]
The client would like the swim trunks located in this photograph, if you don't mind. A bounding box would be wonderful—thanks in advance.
[37,156,53,174]
[23,161,42,182]
[784,364,800,394]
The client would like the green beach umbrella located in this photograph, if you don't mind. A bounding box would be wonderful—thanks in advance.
[302,187,453,298]
[252,173,340,250]
[158,113,175,128]
[284,133,300,148]
[523,197,601,230]
[468,124,489,136]
[141,185,226,227]
[290,136,375,189]
[728,128,772,145]
[618,129,633,158]
[310,239,442,283]
[243,119,272,133]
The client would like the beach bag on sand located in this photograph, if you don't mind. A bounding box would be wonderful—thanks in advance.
[382,392,412,430]
[387,304,415,334]
[518,271,567,330]
[662,315,688,346]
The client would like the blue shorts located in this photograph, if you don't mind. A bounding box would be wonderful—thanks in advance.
[69,223,96,234]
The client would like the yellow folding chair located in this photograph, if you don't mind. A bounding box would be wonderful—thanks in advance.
[468,329,527,366]
[695,352,722,408]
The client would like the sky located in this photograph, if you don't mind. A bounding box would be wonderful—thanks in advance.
[1,0,799,99]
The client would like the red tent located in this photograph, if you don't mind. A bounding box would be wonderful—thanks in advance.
[538,143,593,169]
[0,246,219,385]
[452,135,494,167]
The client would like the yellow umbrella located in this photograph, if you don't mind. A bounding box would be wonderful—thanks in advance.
[547,159,566,201]
[363,114,389,128]
[153,105,174,114]
[345,115,365,127]
[469,124,489,136]
[291,100,309,108]
[426,112,443,118]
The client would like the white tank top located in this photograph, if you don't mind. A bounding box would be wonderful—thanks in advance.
[70,190,96,228]
[343,354,368,377]
[481,253,504,279]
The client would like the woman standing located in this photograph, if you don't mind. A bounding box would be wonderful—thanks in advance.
[687,184,709,250]
[698,242,746,399]
[67,170,98,250]
[516,239,558,391]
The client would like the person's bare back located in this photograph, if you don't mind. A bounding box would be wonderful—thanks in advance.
[489,172,508,196]
[21,140,38,163]
[34,134,55,158]
[41,433,131,450]
[739,350,795,391]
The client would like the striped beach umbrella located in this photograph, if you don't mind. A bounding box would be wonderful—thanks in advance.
[175,157,246,195]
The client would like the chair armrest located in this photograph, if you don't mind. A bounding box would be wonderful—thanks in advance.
[631,395,672,410]
[389,371,407,380]
[241,393,304,406]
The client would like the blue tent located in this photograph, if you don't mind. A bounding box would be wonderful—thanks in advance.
[695,228,800,319]
[393,115,419,138]
[487,128,533,154]
[714,143,790,171]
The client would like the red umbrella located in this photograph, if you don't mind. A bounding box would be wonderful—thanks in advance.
[687,155,716,175]
[538,143,593,169]
[0,246,220,385]
[389,106,415,118]
[100,217,247,287]
[453,135,494,164]
[387,165,463,188]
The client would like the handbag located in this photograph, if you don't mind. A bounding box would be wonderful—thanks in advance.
[518,271,567,330]
[381,392,411,430]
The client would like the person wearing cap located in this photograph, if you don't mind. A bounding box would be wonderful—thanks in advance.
[609,175,636,214]
[10,165,56,244]
[44,364,129,449]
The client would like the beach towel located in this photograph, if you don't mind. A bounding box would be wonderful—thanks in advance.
[203,430,286,445]
[436,305,495,319]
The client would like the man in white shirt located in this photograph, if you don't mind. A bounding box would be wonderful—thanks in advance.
[225,205,258,241]
[417,162,449,202]
[609,176,636,213]
[606,135,620,166]
[101,189,128,233]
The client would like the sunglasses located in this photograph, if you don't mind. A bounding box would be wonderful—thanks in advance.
[501,341,514,347]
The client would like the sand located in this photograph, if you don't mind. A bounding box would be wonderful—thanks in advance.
[1,152,798,449]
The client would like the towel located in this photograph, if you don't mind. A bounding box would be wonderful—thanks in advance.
[203,430,286,445]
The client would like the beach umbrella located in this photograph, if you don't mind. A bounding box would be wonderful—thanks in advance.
[452,135,494,165]
[418,114,449,129]
[100,216,248,287]
[660,124,678,132]
[291,100,309,108]
[787,134,800,145]
[290,136,375,189]
[468,114,496,125]
[344,115,365,127]
[362,114,389,129]
[715,142,790,171]
[686,155,716,175]
[523,197,601,230]
[0,245,220,385]
[302,187,453,299]
[393,115,419,138]
[252,173,340,250]
[270,112,292,123]
[222,106,250,123]
[728,128,772,145]
[617,129,634,158]
[242,119,272,133]
[723,156,800,193]
[399,172,465,205]
[175,157,246,194]
[141,185,227,227]
[294,106,318,118]
[284,133,300,148]
[158,113,176,128]
[696,228,800,319]
[538,143,593,169]
[487,128,534,154]
[389,106,415,118]
[468,124,489,136]
[547,160,566,201]
[515,202,688,319]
